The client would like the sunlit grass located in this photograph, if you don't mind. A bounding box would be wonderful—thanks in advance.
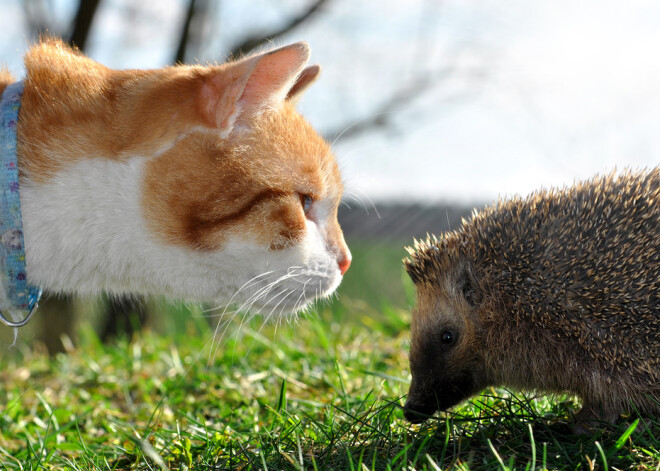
[0,241,658,469]
[1,306,658,470]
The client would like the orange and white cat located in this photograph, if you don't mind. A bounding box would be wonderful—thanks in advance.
[0,39,350,317]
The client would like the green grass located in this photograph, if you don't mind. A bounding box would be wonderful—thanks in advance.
[0,241,658,470]
[335,239,413,309]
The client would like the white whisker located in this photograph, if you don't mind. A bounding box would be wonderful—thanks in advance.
[292,278,311,313]
[345,188,380,218]
[205,270,276,314]
[208,269,292,363]
[204,258,337,363]
[254,288,295,340]
[210,269,301,353]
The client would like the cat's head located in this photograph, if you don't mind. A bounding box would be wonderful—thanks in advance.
[141,43,351,315]
[22,40,350,316]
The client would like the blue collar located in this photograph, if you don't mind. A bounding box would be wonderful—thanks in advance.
[0,81,42,327]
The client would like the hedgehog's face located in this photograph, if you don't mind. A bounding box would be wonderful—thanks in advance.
[403,259,489,424]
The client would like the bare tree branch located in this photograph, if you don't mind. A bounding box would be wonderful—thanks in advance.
[68,0,101,52]
[174,0,198,64]
[228,0,328,58]
[23,0,52,39]
[324,76,433,143]
[323,65,486,143]
[23,0,100,51]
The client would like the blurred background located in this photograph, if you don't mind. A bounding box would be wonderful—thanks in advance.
[0,0,658,350]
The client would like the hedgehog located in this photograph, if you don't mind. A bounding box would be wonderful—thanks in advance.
[402,169,659,432]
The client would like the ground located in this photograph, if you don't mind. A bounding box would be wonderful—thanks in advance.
[0,240,658,470]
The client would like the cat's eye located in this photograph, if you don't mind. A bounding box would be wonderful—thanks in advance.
[440,330,456,346]
[301,194,313,214]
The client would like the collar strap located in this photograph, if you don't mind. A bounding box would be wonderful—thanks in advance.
[0,81,42,327]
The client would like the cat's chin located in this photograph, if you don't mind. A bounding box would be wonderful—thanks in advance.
[219,264,343,319]
[207,226,344,318]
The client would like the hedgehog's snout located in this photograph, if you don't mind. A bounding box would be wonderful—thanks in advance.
[403,397,437,423]
[403,378,439,423]
[404,369,479,423]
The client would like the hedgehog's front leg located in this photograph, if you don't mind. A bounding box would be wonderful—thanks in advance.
[571,399,621,434]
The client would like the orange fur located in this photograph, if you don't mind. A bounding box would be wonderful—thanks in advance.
[0,68,13,95]
[142,103,344,252]
[8,38,350,304]
[19,40,220,179]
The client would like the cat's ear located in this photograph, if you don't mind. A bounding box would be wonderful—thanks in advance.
[199,42,310,135]
[286,65,321,105]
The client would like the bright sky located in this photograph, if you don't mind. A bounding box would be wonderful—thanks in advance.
[2,0,659,203]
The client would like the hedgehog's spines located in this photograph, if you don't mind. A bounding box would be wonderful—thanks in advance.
[406,168,660,385]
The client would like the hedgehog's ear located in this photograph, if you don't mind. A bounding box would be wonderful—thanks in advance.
[458,265,480,306]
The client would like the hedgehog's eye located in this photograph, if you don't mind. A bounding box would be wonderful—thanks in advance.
[440,330,456,346]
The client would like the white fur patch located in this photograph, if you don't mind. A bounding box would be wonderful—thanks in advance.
[20,157,342,317]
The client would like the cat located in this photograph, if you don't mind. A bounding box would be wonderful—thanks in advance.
[0,39,350,320]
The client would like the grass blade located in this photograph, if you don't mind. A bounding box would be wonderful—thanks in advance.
[595,441,608,471]
[608,419,639,458]
[277,378,288,413]
[426,453,442,471]
[528,423,536,471]
[488,439,509,471]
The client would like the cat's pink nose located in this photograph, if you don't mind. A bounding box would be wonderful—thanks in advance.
[338,256,351,275]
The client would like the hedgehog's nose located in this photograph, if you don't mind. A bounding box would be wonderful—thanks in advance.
[403,398,437,423]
